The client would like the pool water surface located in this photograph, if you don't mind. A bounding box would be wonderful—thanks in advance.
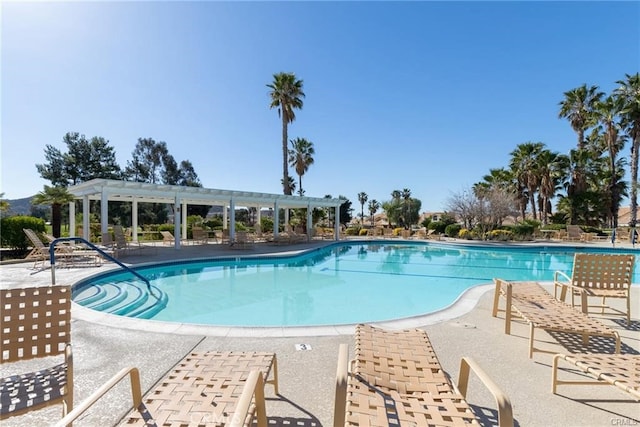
[73,242,638,327]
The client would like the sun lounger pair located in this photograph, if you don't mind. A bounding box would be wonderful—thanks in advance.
[23,228,104,269]
[493,279,639,402]
[334,324,514,427]
[1,285,278,426]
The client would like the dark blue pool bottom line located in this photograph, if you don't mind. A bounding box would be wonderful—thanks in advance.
[323,267,491,282]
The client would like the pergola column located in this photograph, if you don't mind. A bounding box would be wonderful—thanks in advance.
[306,204,312,241]
[334,205,341,240]
[101,190,109,238]
[173,195,181,249]
[69,201,75,237]
[132,199,138,242]
[181,200,187,242]
[229,198,236,242]
[273,201,279,236]
[82,195,90,241]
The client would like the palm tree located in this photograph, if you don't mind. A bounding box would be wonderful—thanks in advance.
[615,73,640,226]
[510,142,545,221]
[594,95,625,227]
[559,84,604,150]
[357,192,368,224]
[401,188,412,228]
[368,199,380,227]
[287,137,315,196]
[281,176,296,195]
[32,185,75,237]
[536,149,568,224]
[267,72,305,195]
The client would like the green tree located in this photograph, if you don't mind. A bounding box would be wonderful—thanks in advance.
[36,132,122,186]
[287,137,315,196]
[357,192,368,223]
[31,185,75,237]
[615,73,640,225]
[0,193,8,213]
[267,72,305,195]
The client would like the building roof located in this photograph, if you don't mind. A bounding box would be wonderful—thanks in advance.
[68,179,345,209]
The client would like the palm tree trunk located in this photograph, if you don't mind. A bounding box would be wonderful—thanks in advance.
[52,203,62,237]
[630,136,639,226]
[281,113,290,195]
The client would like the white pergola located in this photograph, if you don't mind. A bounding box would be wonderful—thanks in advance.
[67,179,345,248]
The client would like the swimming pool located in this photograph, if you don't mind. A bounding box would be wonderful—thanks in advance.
[72,241,639,327]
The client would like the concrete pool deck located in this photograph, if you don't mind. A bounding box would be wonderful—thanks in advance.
[1,238,639,426]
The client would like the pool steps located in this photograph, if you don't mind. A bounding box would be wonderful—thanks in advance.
[73,280,168,319]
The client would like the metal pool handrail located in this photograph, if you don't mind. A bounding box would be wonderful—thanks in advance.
[49,237,153,295]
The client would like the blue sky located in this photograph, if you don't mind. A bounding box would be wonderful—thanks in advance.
[2,1,638,214]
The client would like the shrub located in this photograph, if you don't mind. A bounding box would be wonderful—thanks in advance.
[393,228,403,236]
[260,217,273,233]
[346,227,360,236]
[505,223,535,240]
[1,216,46,250]
[445,223,461,238]
[487,229,512,241]
[458,228,473,239]
[359,228,369,236]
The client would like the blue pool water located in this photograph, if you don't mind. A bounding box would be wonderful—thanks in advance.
[73,242,639,327]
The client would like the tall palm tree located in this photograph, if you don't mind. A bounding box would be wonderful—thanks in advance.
[559,84,604,150]
[536,149,568,224]
[509,142,545,220]
[357,192,368,223]
[32,185,75,237]
[615,73,640,226]
[401,188,412,228]
[368,199,380,227]
[594,95,625,227]
[287,137,315,196]
[267,72,305,195]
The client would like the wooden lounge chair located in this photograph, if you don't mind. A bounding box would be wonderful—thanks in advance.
[1,286,74,421]
[554,253,635,325]
[160,230,175,245]
[334,324,514,427]
[563,225,592,242]
[191,226,210,244]
[230,231,255,250]
[551,353,640,401]
[52,350,279,427]
[113,225,153,256]
[23,228,101,269]
[492,279,621,358]
[1,285,140,427]
[122,351,278,427]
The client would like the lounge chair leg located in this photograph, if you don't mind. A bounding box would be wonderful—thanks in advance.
[529,323,535,359]
[491,280,501,317]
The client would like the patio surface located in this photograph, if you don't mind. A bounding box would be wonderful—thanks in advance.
[1,237,638,427]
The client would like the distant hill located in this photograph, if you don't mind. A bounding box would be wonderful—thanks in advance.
[4,196,34,216]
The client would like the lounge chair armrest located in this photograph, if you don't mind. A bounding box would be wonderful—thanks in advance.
[231,370,267,427]
[553,270,572,299]
[333,343,349,427]
[457,357,514,427]
[53,367,142,427]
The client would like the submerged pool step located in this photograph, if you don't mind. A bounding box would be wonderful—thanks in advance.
[74,280,167,319]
